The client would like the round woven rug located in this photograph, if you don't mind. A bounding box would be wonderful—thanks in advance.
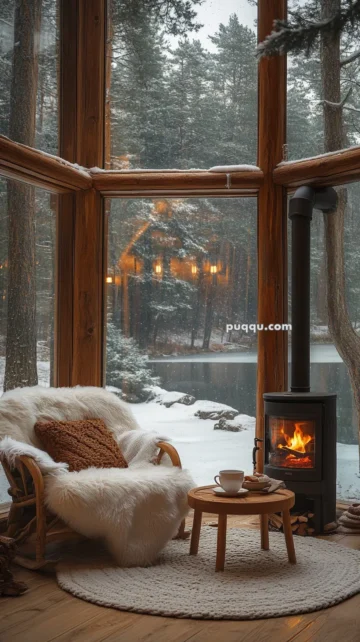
[57,528,360,620]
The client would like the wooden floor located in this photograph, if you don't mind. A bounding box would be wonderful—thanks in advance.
[1,515,360,642]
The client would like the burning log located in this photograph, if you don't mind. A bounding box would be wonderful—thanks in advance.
[279,445,312,458]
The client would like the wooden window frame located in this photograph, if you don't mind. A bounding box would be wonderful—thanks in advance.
[0,0,359,474]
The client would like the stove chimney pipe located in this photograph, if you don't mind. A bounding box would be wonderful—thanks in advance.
[288,186,337,393]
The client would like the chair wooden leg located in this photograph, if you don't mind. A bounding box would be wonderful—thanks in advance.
[35,512,47,566]
[216,513,227,572]
[190,509,202,555]
[260,513,269,550]
[282,509,297,564]
[6,504,20,539]
[13,554,56,571]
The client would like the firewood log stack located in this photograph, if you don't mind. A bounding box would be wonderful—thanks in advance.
[269,512,315,536]
[0,536,28,597]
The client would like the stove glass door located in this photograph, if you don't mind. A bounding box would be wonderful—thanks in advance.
[268,417,316,469]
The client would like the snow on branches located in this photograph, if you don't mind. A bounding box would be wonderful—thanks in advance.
[257,0,360,58]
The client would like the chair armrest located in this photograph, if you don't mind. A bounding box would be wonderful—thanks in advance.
[2,455,47,562]
[156,441,182,468]
[1,454,44,504]
[17,456,45,500]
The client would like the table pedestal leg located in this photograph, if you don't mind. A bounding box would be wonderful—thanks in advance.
[216,514,227,572]
[190,508,202,555]
[282,509,297,564]
[260,513,269,550]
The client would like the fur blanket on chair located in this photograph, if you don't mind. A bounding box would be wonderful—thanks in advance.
[0,386,194,566]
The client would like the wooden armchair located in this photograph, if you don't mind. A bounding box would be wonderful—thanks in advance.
[1,440,186,570]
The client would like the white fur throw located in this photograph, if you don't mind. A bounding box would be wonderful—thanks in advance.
[46,465,192,566]
[0,386,194,566]
[0,436,69,474]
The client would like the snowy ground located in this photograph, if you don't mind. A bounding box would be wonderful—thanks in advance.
[130,399,360,502]
[0,357,359,504]
[132,400,256,484]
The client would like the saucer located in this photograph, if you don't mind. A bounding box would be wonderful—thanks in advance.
[213,487,249,498]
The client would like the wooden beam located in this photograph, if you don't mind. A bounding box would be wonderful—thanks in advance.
[256,0,288,472]
[55,194,75,387]
[274,146,360,188]
[0,135,92,192]
[72,188,104,385]
[71,0,106,386]
[59,0,78,165]
[77,0,106,168]
[90,169,263,196]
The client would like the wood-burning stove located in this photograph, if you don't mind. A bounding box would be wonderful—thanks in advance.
[263,186,338,534]
[264,392,336,532]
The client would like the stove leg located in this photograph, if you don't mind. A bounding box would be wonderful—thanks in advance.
[282,509,297,564]
[260,514,269,550]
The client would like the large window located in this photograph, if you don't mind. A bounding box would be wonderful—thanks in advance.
[106,197,257,483]
[107,0,257,169]
[287,0,360,161]
[1,0,360,512]
[0,0,59,154]
[289,182,360,501]
[0,178,56,505]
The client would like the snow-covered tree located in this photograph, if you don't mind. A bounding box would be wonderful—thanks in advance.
[106,322,160,401]
[209,15,257,165]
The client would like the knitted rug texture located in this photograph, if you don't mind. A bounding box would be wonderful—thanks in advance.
[56,528,360,620]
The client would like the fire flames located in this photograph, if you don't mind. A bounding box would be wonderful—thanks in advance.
[279,422,312,453]
[277,422,314,468]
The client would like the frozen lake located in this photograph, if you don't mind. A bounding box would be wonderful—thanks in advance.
[150,344,343,363]
[149,344,356,445]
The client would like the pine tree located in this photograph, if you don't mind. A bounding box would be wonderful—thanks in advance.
[110,4,170,168]
[166,37,215,168]
[209,14,257,165]
[106,322,160,401]
[4,0,42,391]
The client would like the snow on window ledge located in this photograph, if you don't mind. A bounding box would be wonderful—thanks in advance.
[90,165,261,174]
[208,165,261,173]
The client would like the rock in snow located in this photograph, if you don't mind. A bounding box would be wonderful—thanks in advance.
[160,391,196,408]
[214,417,248,432]
[145,386,195,407]
[194,400,239,421]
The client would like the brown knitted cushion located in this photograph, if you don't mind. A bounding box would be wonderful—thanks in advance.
[34,419,128,472]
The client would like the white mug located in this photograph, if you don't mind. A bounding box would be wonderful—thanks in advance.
[214,469,244,493]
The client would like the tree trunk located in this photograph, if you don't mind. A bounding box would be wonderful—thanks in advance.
[138,235,153,349]
[320,0,360,465]
[202,274,216,349]
[4,0,42,391]
[244,230,252,323]
[190,260,203,349]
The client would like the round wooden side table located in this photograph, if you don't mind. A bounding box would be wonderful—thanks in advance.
[188,485,296,572]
